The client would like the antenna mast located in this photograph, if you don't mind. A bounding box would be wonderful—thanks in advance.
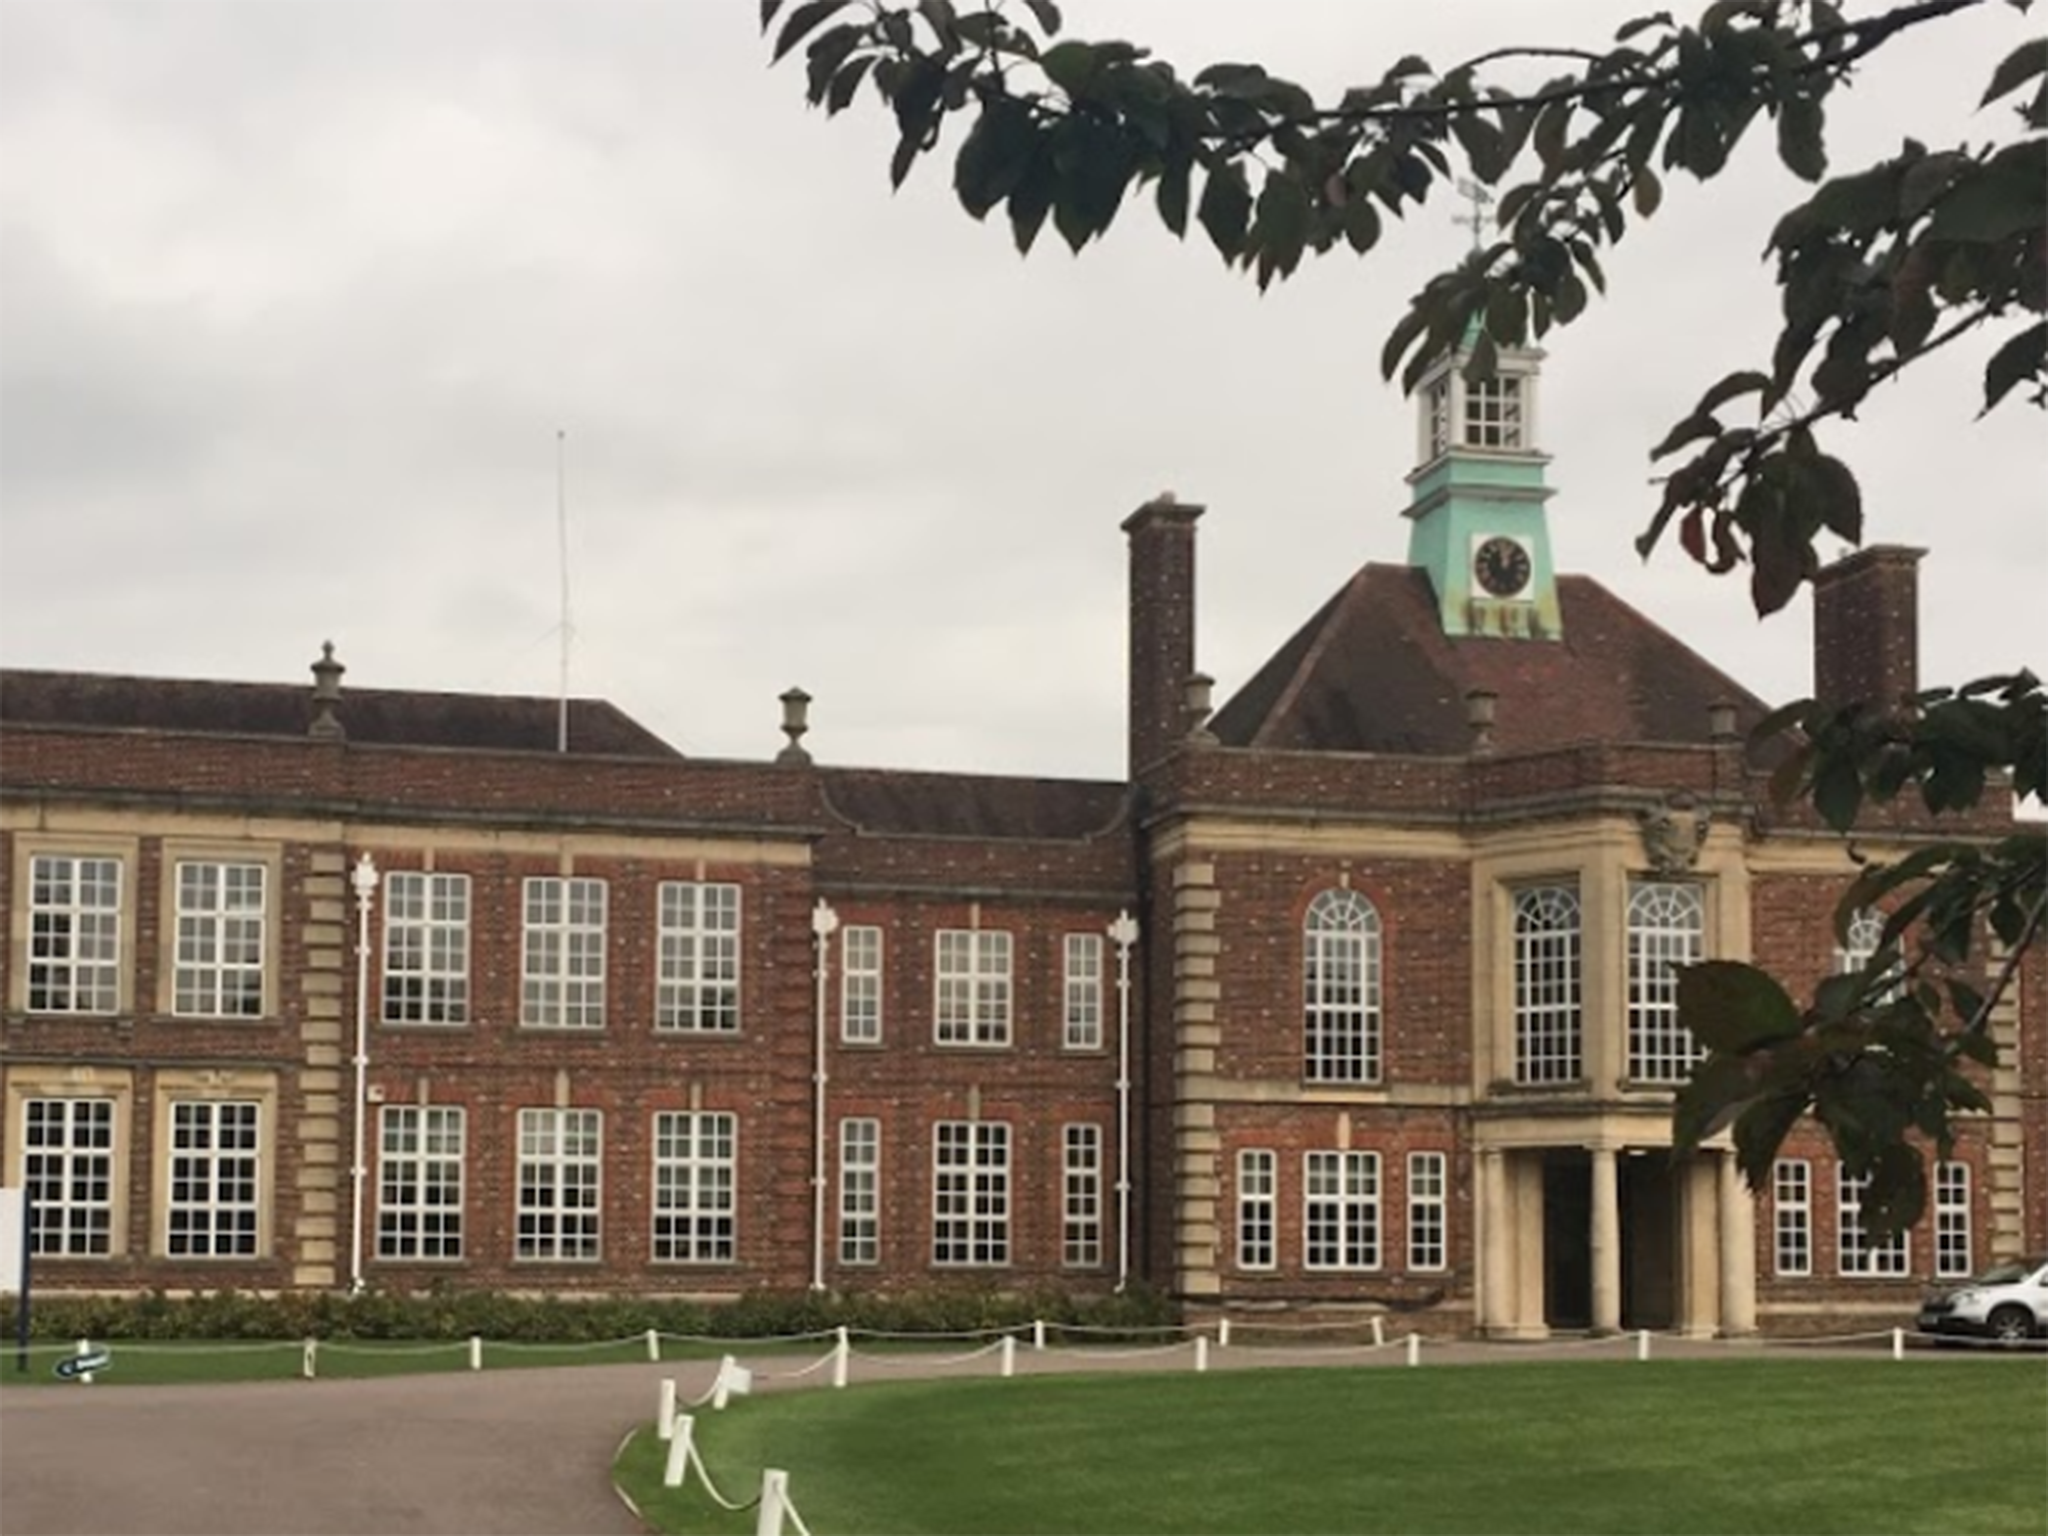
[556,428,571,754]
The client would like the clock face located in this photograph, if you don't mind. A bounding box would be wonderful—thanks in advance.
[1473,536,1532,598]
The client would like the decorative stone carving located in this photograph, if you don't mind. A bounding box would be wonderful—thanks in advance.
[1638,791,1710,874]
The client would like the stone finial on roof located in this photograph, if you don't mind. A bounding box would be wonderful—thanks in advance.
[1185,672,1219,746]
[1464,688,1497,755]
[309,641,346,741]
[777,686,813,766]
[1708,700,1739,742]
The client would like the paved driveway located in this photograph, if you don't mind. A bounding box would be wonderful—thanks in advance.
[0,1359,691,1536]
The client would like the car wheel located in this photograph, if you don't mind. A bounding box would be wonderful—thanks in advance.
[1988,1305,2035,1346]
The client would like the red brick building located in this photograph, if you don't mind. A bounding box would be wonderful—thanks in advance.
[4,334,2039,1336]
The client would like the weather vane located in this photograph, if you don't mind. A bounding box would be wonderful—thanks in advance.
[1454,178,1495,253]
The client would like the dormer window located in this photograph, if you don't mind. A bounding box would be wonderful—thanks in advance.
[1465,375,1525,449]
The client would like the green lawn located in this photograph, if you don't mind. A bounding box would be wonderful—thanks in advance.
[617,1359,2048,1535]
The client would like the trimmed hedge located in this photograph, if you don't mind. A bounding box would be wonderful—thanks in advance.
[1,1281,1181,1344]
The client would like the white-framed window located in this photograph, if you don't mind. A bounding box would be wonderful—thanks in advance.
[932,1120,1009,1266]
[838,1117,880,1265]
[382,872,470,1025]
[1062,1123,1103,1268]
[1237,1149,1277,1270]
[377,1105,464,1260]
[1626,881,1705,1083]
[1836,907,1905,1002]
[1304,1150,1379,1270]
[1464,374,1525,449]
[166,1100,260,1257]
[841,926,883,1044]
[1773,1159,1811,1277]
[1304,889,1382,1084]
[656,882,740,1032]
[27,856,122,1015]
[23,1098,115,1256]
[1407,1151,1447,1272]
[652,1111,736,1263]
[1513,885,1582,1083]
[1935,1161,1971,1279]
[934,930,1012,1047]
[516,1108,602,1261]
[1063,934,1104,1050]
[173,861,266,1018]
[521,877,607,1029]
[1837,1168,1908,1277]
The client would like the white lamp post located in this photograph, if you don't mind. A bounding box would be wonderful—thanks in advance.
[348,852,380,1296]
[1107,910,1140,1293]
[810,898,840,1293]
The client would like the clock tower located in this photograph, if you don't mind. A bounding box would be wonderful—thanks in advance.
[1402,325,1562,641]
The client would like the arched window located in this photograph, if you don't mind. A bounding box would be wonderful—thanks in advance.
[1513,885,1581,1084]
[1626,881,1705,1083]
[1303,889,1381,1084]
[1836,907,1885,973]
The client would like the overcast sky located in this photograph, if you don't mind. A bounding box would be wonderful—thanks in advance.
[2,1,2040,781]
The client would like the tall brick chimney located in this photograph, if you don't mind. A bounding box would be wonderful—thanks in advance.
[1812,545,1924,713]
[1125,492,1203,777]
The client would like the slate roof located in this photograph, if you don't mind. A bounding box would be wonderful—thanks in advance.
[1211,564,1770,756]
[0,669,682,760]
[821,767,1130,840]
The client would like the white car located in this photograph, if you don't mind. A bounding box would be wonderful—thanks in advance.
[1916,1258,2048,1345]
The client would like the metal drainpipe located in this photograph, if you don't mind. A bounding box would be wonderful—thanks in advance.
[809,899,839,1292]
[348,853,380,1296]
[1107,911,1139,1292]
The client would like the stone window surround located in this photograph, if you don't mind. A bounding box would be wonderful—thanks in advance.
[1472,822,1751,1097]
[157,839,285,1022]
[6,833,141,1018]
[149,1066,280,1259]
[1,1064,136,1259]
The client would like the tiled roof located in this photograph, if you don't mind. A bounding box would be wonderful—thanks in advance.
[820,767,1130,840]
[1211,564,1770,756]
[0,669,682,760]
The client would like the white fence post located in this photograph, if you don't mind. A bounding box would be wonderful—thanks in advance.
[1892,1327,1905,1360]
[1001,1335,1017,1378]
[755,1469,790,1536]
[302,1338,318,1380]
[1406,1332,1421,1367]
[1636,1329,1651,1362]
[1218,1317,1232,1348]
[646,1328,661,1362]
[1370,1316,1385,1348]
[663,1415,695,1489]
[657,1377,678,1442]
[469,1335,483,1371]
[74,1338,94,1386]
[1195,1336,1210,1373]
[833,1327,850,1389]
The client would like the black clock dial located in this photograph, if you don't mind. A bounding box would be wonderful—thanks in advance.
[1474,536,1532,598]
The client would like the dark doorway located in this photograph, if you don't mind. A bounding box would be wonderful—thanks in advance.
[1620,1154,1677,1331]
[1542,1150,1591,1330]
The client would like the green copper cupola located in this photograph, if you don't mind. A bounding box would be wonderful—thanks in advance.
[1403,327,1562,640]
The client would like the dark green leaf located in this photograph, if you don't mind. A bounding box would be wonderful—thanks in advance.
[1006,154,1058,254]
[1694,369,1771,416]
[1617,10,1674,43]
[1982,36,2048,106]
[1020,0,1062,35]
[1983,320,2048,414]
[1649,411,1719,459]
[1679,961,1804,1051]
[1342,192,1382,254]
[1156,156,1191,238]
[1631,163,1663,217]
[1775,95,1826,182]
[1040,40,1096,97]
[953,100,1040,219]
[1251,171,1312,281]
[1196,161,1253,259]
[773,0,852,63]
